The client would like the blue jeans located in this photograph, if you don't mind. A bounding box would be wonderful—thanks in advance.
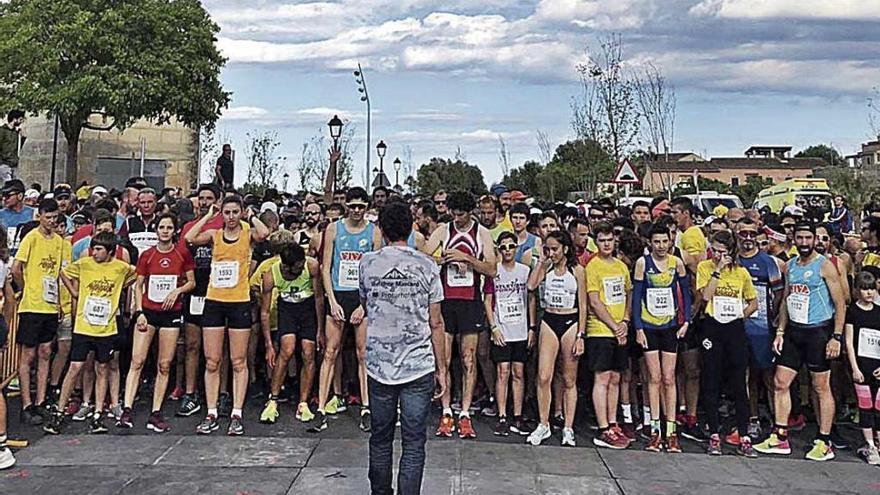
[368,372,434,495]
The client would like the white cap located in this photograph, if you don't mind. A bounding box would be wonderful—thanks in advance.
[529,207,543,215]
[703,215,716,226]
[24,189,39,200]
[92,185,108,195]
[783,205,806,217]
[260,201,278,214]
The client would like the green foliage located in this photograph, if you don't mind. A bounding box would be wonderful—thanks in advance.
[0,0,230,181]
[795,144,844,167]
[502,160,544,196]
[731,176,773,206]
[416,157,487,197]
[817,167,880,214]
[672,176,730,196]
[536,139,614,201]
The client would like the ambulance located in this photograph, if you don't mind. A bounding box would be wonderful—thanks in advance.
[752,178,832,214]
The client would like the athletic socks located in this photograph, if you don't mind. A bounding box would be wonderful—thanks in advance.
[443,407,453,416]
[666,420,676,435]
[775,424,788,441]
[208,408,218,418]
[622,404,633,424]
[642,406,652,427]
[651,419,661,434]
[459,410,470,419]
[232,408,242,418]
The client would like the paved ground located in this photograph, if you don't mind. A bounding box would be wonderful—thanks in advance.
[4,398,880,494]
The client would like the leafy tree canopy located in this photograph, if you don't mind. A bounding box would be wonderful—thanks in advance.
[416,157,487,197]
[795,144,844,167]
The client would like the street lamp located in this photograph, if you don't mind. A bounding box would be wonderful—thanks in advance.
[328,115,343,149]
[283,172,290,191]
[354,63,372,190]
[393,157,401,188]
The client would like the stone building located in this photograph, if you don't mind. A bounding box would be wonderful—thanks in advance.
[17,114,197,190]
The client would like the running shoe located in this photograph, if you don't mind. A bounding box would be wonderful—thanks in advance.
[666,434,682,453]
[637,425,653,442]
[611,425,633,446]
[747,418,763,441]
[725,429,741,446]
[857,445,880,466]
[510,416,530,436]
[561,427,576,447]
[645,431,663,452]
[196,414,220,435]
[227,415,245,436]
[680,423,708,443]
[527,423,552,446]
[620,423,636,442]
[458,416,476,439]
[218,393,232,418]
[20,405,44,426]
[0,447,15,470]
[345,394,359,408]
[830,426,851,450]
[89,413,109,434]
[593,429,629,450]
[707,434,722,456]
[436,414,455,437]
[494,417,510,437]
[42,413,63,435]
[737,436,757,458]
[168,385,185,401]
[359,408,372,432]
[147,412,172,433]
[787,413,806,432]
[296,402,315,422]
[260,400,279,424]
[109,403,123,420]
[307,411,328,433]
[481,397,498,418]
[324,396,341,415]
[65,398,81,417]
[177,394,201,417]
[116,407,134,429]
[550,413,565,432]
[6,377,19,392]
[805,439,834,462]
[754,433,791,455]
[72,403,94,422]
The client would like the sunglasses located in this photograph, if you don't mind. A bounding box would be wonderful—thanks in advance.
[738,230,758,239]
[589,214,605,220]
[346,203,367,210]
[817,235,831,242]
[305,211,320,216]
[498,243,517,251]
[758,240,770,247]
[435,200,446,205]
[782,224,796,229]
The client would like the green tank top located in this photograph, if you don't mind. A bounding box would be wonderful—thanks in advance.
[271,262,313,303]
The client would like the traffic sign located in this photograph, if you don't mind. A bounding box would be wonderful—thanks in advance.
[612,158,640,184]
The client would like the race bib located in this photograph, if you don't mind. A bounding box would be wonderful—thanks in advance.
[129,232,159,255]
[713,296,743,324]
[546,288,575,310]
[603,276,625,306]
[281,289,308,304]
[338,259,360,289]
[646,287,675,317]
[189,296,205,316]
[211,261,239,289]
[84,296,112,326]
[5,227,14,249]
[447,262,474,288]
[858,327,880,360]
[42,276,59,304]
[498,297,525,325]
[786,293,810,325]
[148,275,178,303]
[751,287,768,321]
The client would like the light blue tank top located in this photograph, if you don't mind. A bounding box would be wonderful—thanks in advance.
[330,220,375,292]
[786,254,834,327]
[515,233,537,264]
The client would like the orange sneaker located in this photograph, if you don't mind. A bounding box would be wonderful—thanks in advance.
[645,431,663,452]
[458,416,477,439]
[666,434,682,453]
[725,429,741,446]
[436,414,454,437]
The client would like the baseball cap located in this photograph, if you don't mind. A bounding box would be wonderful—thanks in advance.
[24,189,39,200]
[783,205,806,217]
[510,191,527,202]
[260,201,278,214]
[124,177,149,190]
[92,185,108,196]
[712,205,729,218]
[53,184,73,199]
[490,183,509,197]
[2,179,25,194]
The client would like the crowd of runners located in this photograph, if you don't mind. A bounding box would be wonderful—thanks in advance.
[1,168,880,472]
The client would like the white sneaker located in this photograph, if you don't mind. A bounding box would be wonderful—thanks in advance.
[527,423,552,446]
[0,447,15,470]
[561,427,576,447]
[72,403,93,422]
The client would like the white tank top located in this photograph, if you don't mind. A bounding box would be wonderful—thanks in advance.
[541,266,578,310]
[492,262,530,341]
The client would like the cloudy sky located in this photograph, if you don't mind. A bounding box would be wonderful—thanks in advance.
[203,0,880,188]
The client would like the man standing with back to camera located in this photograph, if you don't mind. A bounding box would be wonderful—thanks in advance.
[359,201,447,495]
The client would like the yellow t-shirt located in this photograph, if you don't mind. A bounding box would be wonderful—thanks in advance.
[63,257,136,337]
[679,226,707,256]
[586,256,631,338]
[250,256,280,329]
[59,240,73,316]
[864,251,880,268]
[695,260,757,320]
[15,229,66,314]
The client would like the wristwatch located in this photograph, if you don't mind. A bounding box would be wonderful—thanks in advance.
[831,333,843,343]
[576,331,586,340]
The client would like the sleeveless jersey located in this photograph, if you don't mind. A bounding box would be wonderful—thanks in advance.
[272,262,313,304]
[786,254,834,327]
[330,220,375,293]
[441,221,482,301]
[206,224,251,303]
[515,233,537,264]
[540,267,578,310]
[740,251,783,335]
[639,254,682,329]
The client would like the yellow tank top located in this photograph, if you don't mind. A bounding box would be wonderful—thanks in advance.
[206,224,252,303]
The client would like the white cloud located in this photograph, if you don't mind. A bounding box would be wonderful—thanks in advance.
[690,0,880,19]
[534,0,654,29]
[222,106,270,120]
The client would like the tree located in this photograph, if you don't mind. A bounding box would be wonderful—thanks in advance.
[416,157,487,197]
[536,139,613,201]
[241,131,284,197]
[197,126,231,185]
[730,175,772,206]
[502,161,544,197]
[295,124,357,193]
[795,144,844,167]
[572,34,640,162]
[634,62,676,157]
[0,0,230,183]
[817,167,880,214]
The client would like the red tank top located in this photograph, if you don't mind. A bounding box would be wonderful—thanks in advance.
[441,221,482,300]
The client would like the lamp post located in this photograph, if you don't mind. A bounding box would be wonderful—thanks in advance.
[393,157,401,188]
[372,140,390,188]
[327,115,343,192]
[283,172,290,191]
[354,63,371,191]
